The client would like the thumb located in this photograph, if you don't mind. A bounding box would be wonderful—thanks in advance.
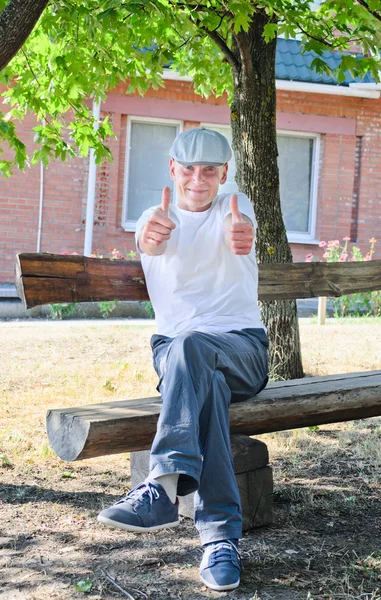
[161,186,171,216]
[230,194,241,223]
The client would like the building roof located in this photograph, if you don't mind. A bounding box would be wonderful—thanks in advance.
[276,38,375,86]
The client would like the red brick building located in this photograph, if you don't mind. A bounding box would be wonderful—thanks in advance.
[1,40,381,285]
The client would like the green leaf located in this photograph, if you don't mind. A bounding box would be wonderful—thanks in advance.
[73,579,93,593]
[0,160,13,178]
[233,16,249,33]
[62,471,77,478]
[0,0,380,170]
[263,23,278,43]
[310,57,334,77]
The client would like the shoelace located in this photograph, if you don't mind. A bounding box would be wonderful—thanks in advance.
[115,482,160,509]
[207,541,241,568]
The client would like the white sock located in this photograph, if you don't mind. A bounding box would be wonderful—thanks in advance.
[147,474,179,503]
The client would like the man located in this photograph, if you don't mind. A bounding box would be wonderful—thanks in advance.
[98,128,268,591]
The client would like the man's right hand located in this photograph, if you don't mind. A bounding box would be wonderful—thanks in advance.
[138,187,176,255]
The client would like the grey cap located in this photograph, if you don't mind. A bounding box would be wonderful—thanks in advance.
[169,127,232,166]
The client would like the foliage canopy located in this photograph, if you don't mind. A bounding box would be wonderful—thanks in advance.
[0,0,380,176]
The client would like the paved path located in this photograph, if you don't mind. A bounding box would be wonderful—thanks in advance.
[0,318,156,327]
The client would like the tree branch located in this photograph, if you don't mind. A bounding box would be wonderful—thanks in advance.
[0,0,50,71]
[296,22,336,48]
[204,27,240,70]
[168,1,239,70]
[21,48,40,87]
[356,0,381,22]
[234,30,253,78]
[296,21,363,51]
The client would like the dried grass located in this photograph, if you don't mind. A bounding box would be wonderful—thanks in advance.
[1,317,381,600]
[0,317,380,467]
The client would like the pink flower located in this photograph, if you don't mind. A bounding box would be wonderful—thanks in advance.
[323,252,330,259]
[111,248,123,260]
[364,252,372,261]
[343,236,351,242]
[339,252,348,261]
[71,252,79,255]
[328,239,340,247]
[319,241,327,247]
[61,251,69,255]
[350,257,357,262]
[305,253,313,262]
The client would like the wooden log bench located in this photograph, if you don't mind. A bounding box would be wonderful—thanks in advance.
[15,252,381,530]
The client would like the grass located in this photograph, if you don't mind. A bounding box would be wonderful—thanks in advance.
[1,317,381,600]
[1,317,380,467]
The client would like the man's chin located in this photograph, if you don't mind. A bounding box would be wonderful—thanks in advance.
[187,191,213,202]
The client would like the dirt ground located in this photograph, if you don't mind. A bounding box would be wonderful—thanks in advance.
[1,320,381,600]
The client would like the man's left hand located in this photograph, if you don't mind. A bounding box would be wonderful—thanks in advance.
[228,194,254,255]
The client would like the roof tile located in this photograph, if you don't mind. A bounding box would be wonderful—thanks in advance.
[276,38,375,86]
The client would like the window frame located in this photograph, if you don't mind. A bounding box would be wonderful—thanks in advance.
[201,123,321,244]
[277,129,320,244]
[122,116,183,232]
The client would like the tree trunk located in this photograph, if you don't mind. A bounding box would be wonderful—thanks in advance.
[0,0,49,71]
[230,12,304,380]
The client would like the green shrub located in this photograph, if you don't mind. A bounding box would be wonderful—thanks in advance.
[305,237,380,317]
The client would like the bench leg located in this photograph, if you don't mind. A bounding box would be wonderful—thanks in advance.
[130,434,273,532]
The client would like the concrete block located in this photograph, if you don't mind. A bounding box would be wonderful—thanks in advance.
[130,434,273,532]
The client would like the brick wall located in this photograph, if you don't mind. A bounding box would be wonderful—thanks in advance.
[1,80,380,283]
[276,90,381,262]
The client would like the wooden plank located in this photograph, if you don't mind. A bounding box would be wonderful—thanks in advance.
[258,260,381,301]
[15,253,148,307]
[46,370,381,461]
[15,253,381,307]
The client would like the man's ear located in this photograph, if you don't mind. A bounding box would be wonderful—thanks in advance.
[169,158,176,180]
[219,163,228,185]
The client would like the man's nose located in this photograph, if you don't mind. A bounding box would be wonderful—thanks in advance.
[192,167,204,183]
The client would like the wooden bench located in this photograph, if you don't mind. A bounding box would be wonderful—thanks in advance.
[15,252,381,530]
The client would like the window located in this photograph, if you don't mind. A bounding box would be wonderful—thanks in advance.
[203,124,320,243]
[277,131,319,241]
[122,118,182,230]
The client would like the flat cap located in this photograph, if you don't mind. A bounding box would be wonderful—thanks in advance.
[169,127,232,166]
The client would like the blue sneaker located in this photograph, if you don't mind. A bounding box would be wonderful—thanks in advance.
[97,481,179,532]
[200,540,241,591]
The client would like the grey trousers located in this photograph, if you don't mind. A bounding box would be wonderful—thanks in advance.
[149,328,269,545]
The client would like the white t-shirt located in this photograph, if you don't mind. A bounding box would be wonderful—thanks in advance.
[135,192,264,338]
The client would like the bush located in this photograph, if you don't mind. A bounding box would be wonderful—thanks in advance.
[305,237,380,317]
[50,302,77,320]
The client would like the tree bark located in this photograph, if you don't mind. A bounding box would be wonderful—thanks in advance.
[0,0,49,71]
[230,12,304,380]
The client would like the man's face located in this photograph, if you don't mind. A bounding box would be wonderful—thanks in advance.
[169,158,228,212]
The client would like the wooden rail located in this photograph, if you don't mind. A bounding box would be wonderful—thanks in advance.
[15,252,381,308]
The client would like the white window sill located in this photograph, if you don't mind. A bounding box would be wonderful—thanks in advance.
[122,222,137,233]
[287,234,320,245]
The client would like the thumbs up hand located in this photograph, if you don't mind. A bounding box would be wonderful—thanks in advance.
[160,185,171,218]
[228,194,254,255]
[139,186,176,255]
